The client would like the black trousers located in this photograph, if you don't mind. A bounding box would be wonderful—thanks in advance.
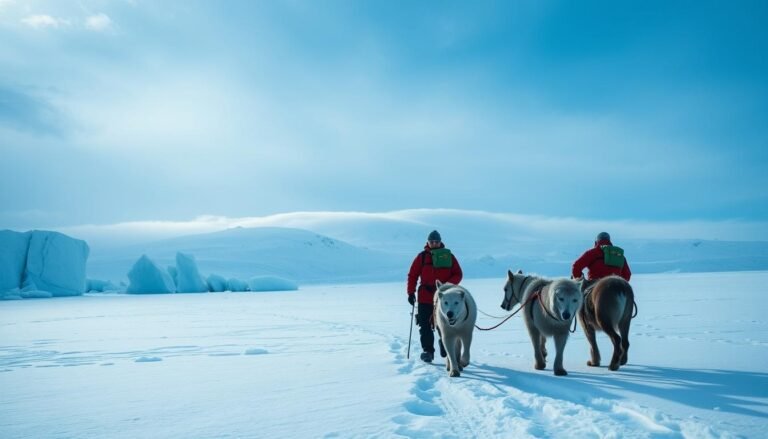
[416,303,434,352]
[416,303,445,354]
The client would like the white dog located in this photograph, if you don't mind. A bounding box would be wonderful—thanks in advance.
[434,281,478,377]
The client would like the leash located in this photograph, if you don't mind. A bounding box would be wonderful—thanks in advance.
[474,307,521,331]
[535,288,560,321]
[477,308,511,319]
[475,291,539,331]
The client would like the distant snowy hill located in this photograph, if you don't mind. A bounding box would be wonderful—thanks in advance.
[463,239,768,278]
[87,227,403,285]
[263,210,768,277]
[85,212,768,285]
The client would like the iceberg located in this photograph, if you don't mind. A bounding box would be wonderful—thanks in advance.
[126,255,176,294]
[226,278,249,292]
[175,252,209,293]
[248,276,298,292]
[168,265,178,287]
[206,274,227,292]
[22,230,90,297]
[86,279,120,293]
[0,230,31,292]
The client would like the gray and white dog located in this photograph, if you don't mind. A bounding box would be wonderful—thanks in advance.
[502,270,584,376]
[434,281,478,377]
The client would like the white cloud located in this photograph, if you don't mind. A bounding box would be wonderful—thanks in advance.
[60,209,768,248]
[18,12,111,32]
[85,13,111,31]
[21,14,69,29]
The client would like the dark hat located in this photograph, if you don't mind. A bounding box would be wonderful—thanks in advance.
[427,230,441,242]
[596,232,611,242]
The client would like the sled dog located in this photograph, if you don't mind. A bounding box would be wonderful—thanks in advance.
[501,270,583,376]
[434,281,478,377]
[579,275,635,371]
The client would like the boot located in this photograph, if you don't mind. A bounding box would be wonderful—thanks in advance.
[420,351,434,363]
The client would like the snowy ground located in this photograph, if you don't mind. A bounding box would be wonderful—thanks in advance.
[1,272,766,438]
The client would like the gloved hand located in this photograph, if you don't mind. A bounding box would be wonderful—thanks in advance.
[408,294,416,306]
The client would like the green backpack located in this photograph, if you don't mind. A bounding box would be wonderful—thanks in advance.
[430,248,454,269]
[601,245,625,268]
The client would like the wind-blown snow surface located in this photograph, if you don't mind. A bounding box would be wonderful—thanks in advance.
[1,272,766,438]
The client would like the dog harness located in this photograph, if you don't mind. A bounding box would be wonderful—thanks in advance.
[529,286,561,321]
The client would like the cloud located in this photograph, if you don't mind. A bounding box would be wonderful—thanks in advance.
[59,209,768,248]
[0,84,67,136]
[0,209,65,230]
[3,3,765,227]
[18,12,111,32]
[21,14,70,29]
[85,13,111,31]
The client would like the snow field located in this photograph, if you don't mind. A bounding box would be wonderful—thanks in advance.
[1,273,766,438]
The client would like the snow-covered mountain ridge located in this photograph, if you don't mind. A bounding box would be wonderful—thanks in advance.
[86,222,768,285]
[87,226,402,285]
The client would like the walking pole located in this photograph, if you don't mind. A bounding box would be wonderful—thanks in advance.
[407,301,415,359]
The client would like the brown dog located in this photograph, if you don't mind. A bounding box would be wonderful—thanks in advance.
[579,275,635,371]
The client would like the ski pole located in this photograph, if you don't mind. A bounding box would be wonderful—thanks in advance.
[407,301,415,359]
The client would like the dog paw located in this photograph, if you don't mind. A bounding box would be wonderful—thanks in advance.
[554,368,568,376]
[534,363,546,370]
[449,370,461,377]
[587,360,600,367]
[609,363,620,371]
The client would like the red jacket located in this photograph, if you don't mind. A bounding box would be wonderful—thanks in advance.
[407,244,463,304]
[572,239,632,281]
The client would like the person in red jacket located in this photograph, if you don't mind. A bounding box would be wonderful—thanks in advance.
[407,230,463,363]
[572,232,631,281]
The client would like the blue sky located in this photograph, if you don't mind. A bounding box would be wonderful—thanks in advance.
[1,0,767,233]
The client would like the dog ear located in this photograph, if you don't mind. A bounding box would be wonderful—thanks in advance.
[435,280,443,289]
[517,269,523,274]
